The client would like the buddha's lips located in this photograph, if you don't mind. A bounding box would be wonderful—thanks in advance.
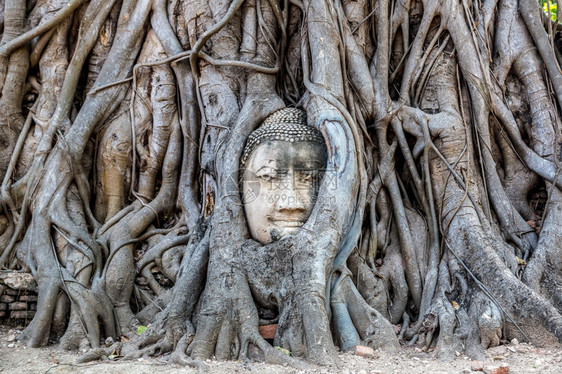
[272,220,305,228]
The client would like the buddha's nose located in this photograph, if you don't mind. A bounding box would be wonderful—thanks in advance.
[277,180,306,211]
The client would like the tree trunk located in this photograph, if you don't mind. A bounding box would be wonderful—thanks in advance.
[0,0,561,367]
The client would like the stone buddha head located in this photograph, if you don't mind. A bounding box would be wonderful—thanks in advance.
[240,108,327,244]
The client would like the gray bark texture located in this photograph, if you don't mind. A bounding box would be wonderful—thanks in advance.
[0,0,561,367]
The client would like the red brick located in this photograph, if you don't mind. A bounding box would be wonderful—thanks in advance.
[10,310,35,319]
[9,302,28,311]
[258,324,277,339]
[18,295,37,302]
[4,289,19,296]
[0,295,15,303]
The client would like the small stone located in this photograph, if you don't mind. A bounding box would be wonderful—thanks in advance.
[105,337,114,346]
[6,335,16,342]
[0,273,37,291]
[7,343,15,348]
[483,366,509,374]
[510,338,519,345]
[354,345,376,359]
[471,360,484,371]
[489,346,507,355]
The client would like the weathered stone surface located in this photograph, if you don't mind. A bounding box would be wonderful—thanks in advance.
[242,108,327,245]
[9,302,28,311]
[18,295,37,302]
[0,273,37,291]
[0,294,15,303]
[10,310,35,319]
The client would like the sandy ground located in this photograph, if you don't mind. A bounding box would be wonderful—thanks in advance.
[1,325,561,374]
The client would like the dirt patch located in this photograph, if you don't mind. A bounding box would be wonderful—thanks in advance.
[0,325,560,374]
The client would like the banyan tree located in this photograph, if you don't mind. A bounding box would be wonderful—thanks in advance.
[0,0,561,367]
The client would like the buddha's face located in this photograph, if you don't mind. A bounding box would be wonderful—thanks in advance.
[242,140,327,244]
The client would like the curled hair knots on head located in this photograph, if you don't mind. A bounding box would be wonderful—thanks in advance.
[241,108,325,166]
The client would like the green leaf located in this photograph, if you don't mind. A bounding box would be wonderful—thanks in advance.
[137,325,147,335]
[541,0,559,22]
[274,346,291,356]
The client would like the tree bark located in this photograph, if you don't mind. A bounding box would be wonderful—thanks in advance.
[0,0,561,366]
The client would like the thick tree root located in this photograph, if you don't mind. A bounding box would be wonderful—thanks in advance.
[2,0,562,368]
